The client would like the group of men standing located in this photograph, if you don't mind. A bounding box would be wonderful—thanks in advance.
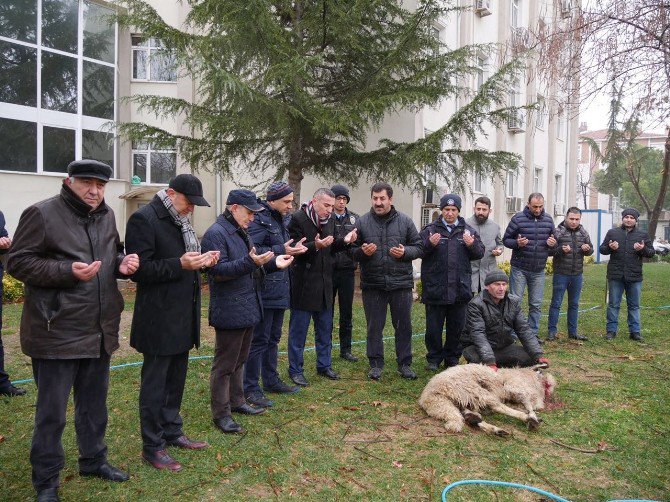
[0,160,657,501]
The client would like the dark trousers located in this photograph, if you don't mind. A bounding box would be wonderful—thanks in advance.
[332,269,355,354]
[244,309,285,395]
[30,354,110,491]
[424,302,467,367]
[139,352,188,455]
[287,307,333,375]
[462,344,535,368]
[0,279,9,388]
[362,288,413,368]
[211,327,253,419]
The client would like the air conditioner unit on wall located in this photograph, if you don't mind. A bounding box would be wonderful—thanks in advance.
[554,203,565,216]
[507,110,525,133]
[475,0,492,17]
[561,0,572,18]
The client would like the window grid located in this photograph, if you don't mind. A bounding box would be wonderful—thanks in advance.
[131,36,177,82]
[132,141,177,185]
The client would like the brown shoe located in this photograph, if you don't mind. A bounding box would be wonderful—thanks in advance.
[167,435,209,450]
[142,449,182,472]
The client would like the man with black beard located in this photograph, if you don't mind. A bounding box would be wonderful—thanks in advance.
[466,196,503,294]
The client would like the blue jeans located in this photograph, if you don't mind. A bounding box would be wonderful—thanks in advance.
[244,308,285,394]
[606,280,642,334]
[548,273,584,335]
[509,267,545,336]
[287,307,333,376]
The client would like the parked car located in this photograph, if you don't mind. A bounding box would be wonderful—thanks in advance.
[653,239,670,256]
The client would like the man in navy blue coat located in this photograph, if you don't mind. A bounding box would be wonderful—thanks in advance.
[420,194,484,371]
[244,182,307,408]
[202,189,293,435]
[503,193,556,339]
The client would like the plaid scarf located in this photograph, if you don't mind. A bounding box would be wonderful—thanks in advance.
[303,201,330,231]
[157,189,201,253]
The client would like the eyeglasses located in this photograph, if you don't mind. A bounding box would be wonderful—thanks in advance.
[335,196,348,201]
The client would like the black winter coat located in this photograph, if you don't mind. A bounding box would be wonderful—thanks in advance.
[332,210,359,271]
[548,221,594,276]
[599,225,655,282]
[8,185,126,359]
[503,206,555,272]
[125,196,201,356]
[202,213,265,330]
[288,208,347,311]
[352,208,423,291]
[248,201,291,309]
[461,291,543,365]
[419,217,485,305]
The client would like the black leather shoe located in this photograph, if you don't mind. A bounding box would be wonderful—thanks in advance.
[246,391,274,408]
[568,333,588,341]
[213,416,242,434]
[290,373,310,387]
[425,362,440,371]
[80,462,130,482]
[231,403,266,415]
[547,332,557,342]
[629,332,643,342]
[605,331,617,340]
[264,379,301,394]
[368,367,382,380]
[317,368,340,380]
[0,384,26,397]
[340,352,359,362]
[36,488,59,502]
[397,365,417,380]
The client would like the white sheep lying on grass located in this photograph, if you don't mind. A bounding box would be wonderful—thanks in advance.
[418,363,556,436]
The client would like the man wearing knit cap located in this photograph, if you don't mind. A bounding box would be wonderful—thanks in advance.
[331,184,360,362]
[600,207,655,341]
[243,181,307,409]
[461,270,548,369]
[420,194,484,371]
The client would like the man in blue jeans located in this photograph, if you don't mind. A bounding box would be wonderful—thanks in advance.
[600,208,655,342]
[547,207,593,341]
[503,193,556,340]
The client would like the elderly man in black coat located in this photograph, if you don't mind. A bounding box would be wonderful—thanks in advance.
[286,188,357,387]
[125,174,218,472]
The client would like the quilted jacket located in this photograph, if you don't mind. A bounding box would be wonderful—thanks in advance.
[503,206,555,273]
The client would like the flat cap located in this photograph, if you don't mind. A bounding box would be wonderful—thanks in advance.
[227,189,263,212]
[169,174,210,206]
[67,159,112,182]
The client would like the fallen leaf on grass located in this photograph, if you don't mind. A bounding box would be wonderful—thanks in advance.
[216,452,222,461]
[597,440,609,451]
[342,406,360,411]
[392,460,403,468]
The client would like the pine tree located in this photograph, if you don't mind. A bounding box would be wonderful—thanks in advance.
[116,0,528,201]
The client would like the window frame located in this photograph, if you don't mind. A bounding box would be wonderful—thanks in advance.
[131,35,177,83]
[132,141,178,185]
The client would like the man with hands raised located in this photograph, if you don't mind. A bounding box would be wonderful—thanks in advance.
[351,182,423,381]
[8,160,138,501]
[600,207,655,342]
[244,181,307,409]
[125,173,216,472]
[287,188,357,387]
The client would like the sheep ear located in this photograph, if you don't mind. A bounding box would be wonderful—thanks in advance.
[530,363,548,371]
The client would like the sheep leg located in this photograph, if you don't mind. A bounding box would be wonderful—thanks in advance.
[489,402,539,430]
[518,398,541,430]
[462,409,510,437]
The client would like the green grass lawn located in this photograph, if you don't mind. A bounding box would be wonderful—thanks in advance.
[1,263,669,501]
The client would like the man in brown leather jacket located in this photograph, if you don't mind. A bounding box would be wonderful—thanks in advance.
[7,160,139,502]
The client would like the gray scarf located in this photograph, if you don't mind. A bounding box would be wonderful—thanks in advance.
[157,189,201,253]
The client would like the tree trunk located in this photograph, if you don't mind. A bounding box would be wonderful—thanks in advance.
[647,129,670,239]
[287,131,304,206]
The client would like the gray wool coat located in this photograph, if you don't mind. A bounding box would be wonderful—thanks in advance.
[466,216,503,293]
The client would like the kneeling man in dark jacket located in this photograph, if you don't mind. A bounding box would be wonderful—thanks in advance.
[202,189,293,434]
[461,270,548,369]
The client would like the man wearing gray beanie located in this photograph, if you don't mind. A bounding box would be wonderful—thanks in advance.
[460,270,548,369]
[600,207,655,341]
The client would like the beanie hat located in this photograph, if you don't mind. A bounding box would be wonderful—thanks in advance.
[485,269,509,286]
[331,184,350,203]
[440,194,462,210]
[266,181,293,201]
[621,207,640,220]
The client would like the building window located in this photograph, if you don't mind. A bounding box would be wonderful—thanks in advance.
[510,79,520,108]
[554,174,562,203]
[535,95,546,129]
[533,167,542,192]
[131,36,177,82]
[132,141,177,185]
[511,0,520,29]
[0,0,117,175]
[506,170,516,197]
[476,56,487,92]
[557,108,565,140]
[474,171,484,193]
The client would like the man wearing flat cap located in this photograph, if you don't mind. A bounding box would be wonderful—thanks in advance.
[125,173,218,472]
[8,159,140,501]
[420,194,484,371]
[202,189,294,433]
[600,207,655,342]
[461,270,548,369]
